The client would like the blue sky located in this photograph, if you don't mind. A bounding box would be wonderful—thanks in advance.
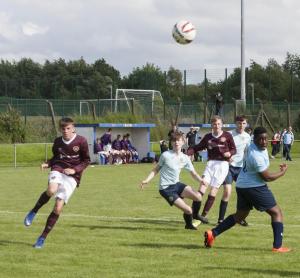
[0,0,299,76]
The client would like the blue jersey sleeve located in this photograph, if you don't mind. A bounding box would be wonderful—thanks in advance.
[252,153,268,173]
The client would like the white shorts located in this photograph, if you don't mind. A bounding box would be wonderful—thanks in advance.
[202,160,229,188]
[48,171,77,204]
[103,144,112,152]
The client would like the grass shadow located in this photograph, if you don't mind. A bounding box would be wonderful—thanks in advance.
[123,242,199,250]
[119,218,181,226]
[71,224,178,232]
[207,266,299,277]
[0,240,32,247]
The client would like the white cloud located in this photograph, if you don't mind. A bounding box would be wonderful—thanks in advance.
[22,22,49,36]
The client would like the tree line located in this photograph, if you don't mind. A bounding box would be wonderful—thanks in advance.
[0,52,300,103]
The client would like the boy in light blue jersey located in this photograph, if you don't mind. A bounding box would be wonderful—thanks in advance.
[141,132,203,230]
[204,127,291,253]
[218,115,251,225]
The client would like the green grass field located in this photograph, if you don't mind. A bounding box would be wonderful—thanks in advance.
[0,160,299,278]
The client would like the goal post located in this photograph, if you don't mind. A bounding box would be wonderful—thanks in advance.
[114,89,164,115]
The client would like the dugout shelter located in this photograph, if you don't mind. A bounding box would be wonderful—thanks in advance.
[75,123,155,164]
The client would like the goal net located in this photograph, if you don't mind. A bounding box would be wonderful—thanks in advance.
[114,89,164,115]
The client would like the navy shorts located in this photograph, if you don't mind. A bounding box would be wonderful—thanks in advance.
[159,182,186,206]
[236,185,277,212]
[223,166,242,185]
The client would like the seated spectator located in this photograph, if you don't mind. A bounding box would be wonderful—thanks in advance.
[100,128,112,152]
[126,133,139,163]
[111,134,125,165]
[94,138,103,154]
[94,138,110,164]
[121,134,131,164]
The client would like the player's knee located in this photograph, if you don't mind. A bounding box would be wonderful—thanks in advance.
[274,207,283,219]
[194,192,202,201]
[222,191,231,201]
[46,188,56,197]
[184,207,193,215]
[53,204,63,215]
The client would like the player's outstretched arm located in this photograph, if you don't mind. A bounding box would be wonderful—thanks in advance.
[190,169,203,184]
[140,164,160,189]
[259,163,288,182]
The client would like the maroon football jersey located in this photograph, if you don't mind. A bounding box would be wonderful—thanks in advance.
[193,131,236,161]
[48,134,90,185]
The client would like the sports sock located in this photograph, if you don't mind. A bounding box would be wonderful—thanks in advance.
[32,191,51,213]
[41,211,60,238]
[183,213,193,227]
[218,200,228,222]
[202,195,216,216]
[271,221,283,248]
[192,201,201,218]
[199,191,204,196]
[212,214,236,237]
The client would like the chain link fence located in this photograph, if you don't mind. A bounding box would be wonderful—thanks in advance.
[0,97,299,130]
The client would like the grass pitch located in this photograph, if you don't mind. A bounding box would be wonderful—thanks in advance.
[0,160,299,278]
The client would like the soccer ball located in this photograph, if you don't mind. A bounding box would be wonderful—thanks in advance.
[172,20,196,45]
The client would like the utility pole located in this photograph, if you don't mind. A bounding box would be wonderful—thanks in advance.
[241,0,246,105]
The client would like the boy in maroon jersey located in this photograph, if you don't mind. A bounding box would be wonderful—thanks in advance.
[24,117,90,248]
[188,115,236,224]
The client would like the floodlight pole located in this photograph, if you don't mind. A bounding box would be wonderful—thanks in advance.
[241,0,246,105]
[248,82,255,110]
[109,85,113,113]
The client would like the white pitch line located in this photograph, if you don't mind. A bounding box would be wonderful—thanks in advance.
[1,210,300,228]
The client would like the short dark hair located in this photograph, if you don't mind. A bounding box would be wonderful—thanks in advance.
[253,127,267,139]
[59,117,74,128]
[235,115,247,122]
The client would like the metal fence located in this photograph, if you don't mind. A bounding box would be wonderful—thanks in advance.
[1,97,299,131]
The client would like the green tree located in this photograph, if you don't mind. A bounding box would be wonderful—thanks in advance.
[0,107,26,143]
[165,66,183,100]
[121,63,165,91]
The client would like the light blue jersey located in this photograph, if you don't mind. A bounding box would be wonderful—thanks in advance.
[158,150,194,190]
[236,143,269,188]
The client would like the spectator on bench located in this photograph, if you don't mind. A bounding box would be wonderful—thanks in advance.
[126,133,139,163]
[100,128,112,152]
[94,138,110,165]
[121,134,131,164]
[111,134,124,165]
